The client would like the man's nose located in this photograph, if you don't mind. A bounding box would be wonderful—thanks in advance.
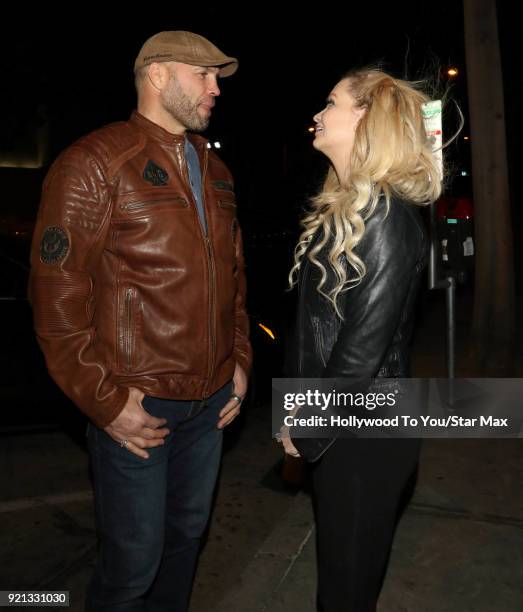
[209,76,220,97]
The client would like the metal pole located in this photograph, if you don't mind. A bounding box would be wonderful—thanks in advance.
[446,276,456,408]
[446,276,456,379]
[428,202,440,291]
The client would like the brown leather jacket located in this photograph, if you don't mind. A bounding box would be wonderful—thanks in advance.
[29,111,252,428]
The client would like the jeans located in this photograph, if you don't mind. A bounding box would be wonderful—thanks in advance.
[85,381,231,612]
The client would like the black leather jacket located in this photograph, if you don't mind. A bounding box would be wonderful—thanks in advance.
[288,196,427,460]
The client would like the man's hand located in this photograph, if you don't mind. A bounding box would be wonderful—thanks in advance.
[104,387,170,459]
[217,363,248,429]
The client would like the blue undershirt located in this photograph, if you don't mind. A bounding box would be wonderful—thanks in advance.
[184,137,207,234]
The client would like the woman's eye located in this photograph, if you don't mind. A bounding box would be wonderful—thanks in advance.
[326,100,334,107]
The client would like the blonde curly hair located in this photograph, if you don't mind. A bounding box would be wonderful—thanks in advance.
[289,68,443,317]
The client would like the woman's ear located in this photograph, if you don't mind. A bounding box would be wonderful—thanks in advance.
[354,106,367,126]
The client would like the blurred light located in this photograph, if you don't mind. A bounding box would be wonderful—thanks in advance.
[447,67,459,77]
[461,170,469,176]
[206,143,212,149]
[258,323,276,340]
[214,142,221,149]
[308,127,315,133]
[464,136,470,140]
[0,159,44,168]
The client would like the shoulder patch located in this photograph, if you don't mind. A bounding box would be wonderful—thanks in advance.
[40,226,69,264]
[143,160,169,186]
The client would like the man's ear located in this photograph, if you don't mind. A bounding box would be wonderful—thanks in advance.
[147,62,170,91]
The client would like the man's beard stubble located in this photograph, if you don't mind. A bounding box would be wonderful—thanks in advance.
[161,74,209,133]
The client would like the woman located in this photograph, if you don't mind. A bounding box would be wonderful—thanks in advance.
[282,68,442,611]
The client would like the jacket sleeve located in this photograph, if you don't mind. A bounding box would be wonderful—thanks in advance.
[323,204,423,379]
[28,144,129,428]
[232,220,253,376]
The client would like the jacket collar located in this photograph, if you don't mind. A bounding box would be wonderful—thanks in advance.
[130,111,208,153]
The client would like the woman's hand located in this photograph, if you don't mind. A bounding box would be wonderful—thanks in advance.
[277,404,301,457]
[281,431,301,457]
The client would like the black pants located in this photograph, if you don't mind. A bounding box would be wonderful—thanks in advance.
[311,436,421,612]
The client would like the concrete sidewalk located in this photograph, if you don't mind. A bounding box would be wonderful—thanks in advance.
[0,403,300,611]
[214,439,523,612]
[2,435,521,611]
[212,291,523,611]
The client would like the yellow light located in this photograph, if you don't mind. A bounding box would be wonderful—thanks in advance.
[258,323,276,340]
[308,127,315,133]
[464,136,470,140]
[447,67,459,77]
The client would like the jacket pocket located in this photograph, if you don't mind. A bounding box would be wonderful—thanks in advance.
[120,195,188,212]
[120,287,137,372]
[217,199,237,211]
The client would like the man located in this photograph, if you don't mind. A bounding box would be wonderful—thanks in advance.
[29,31,251,611]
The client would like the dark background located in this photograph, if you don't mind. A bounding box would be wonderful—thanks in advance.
[1,3,519,229]
[0,2,520,426]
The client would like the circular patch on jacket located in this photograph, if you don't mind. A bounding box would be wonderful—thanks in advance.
[40,226,69,264]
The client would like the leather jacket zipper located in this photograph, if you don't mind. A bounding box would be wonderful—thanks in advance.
[297,257,310,376]
[311,318,327,368]
[124,288,133,371]
[120,197,188,211]
[205,236,216,390]
[178,142,216,395]
[298,230,322,376]
[200,151,216,394]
